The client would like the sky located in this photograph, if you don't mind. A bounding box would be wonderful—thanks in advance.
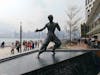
[0,0,85,34]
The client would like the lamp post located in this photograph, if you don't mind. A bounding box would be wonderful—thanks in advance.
[20,21,22,52]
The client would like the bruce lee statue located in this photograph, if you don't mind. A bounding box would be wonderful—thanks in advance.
[35,15,61,58]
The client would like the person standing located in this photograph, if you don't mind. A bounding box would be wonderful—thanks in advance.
[11,43,15,54]
[1,41,5,48]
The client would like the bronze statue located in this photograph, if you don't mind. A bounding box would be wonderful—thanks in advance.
[35,15,61,58]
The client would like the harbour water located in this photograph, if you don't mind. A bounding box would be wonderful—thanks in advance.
[0,38,41,42]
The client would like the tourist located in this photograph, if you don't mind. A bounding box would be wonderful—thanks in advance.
[34,41,38,48]
[23,40,26,51]
[25,41,28,51]
[91,36,95,48]
[27,41,31,50]
[29,41,32,50]
[15,41,20,53]
[11,43,15,54]
[1,41,5,48]
[87,35,92,48]
[32,41,34,49]
[94,36,98,49]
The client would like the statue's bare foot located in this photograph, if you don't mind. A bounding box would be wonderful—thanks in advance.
[52,50,55,55]
[37,52,41,59]
[37,54,40,59]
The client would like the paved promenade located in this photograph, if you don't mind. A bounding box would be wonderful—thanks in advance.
[0,47,38,59]
[0,47,11,59]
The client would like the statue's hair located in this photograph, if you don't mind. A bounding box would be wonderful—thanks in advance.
[48,15,53,19]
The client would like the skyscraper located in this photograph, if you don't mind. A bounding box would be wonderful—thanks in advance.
[85,0,95,19]
[86,0,100,40]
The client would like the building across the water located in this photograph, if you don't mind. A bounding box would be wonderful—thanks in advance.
[85,0,100,40]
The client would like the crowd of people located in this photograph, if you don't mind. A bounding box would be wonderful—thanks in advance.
[10,40,43,54]
[83,35,100,49]
[1,36,100,55]
[0,40,43,54]
[66,35,100,49]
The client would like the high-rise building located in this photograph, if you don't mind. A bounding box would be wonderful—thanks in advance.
[85,0,95,19]
[86,0,100,40]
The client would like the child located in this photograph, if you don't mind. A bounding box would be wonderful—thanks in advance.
[11,43,15,54]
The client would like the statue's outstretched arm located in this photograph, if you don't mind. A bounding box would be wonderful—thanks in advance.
[35,25,47,32]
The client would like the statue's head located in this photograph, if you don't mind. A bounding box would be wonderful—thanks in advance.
[48,15,53,22]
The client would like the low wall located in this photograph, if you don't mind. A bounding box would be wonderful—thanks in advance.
[22,52,98,75]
